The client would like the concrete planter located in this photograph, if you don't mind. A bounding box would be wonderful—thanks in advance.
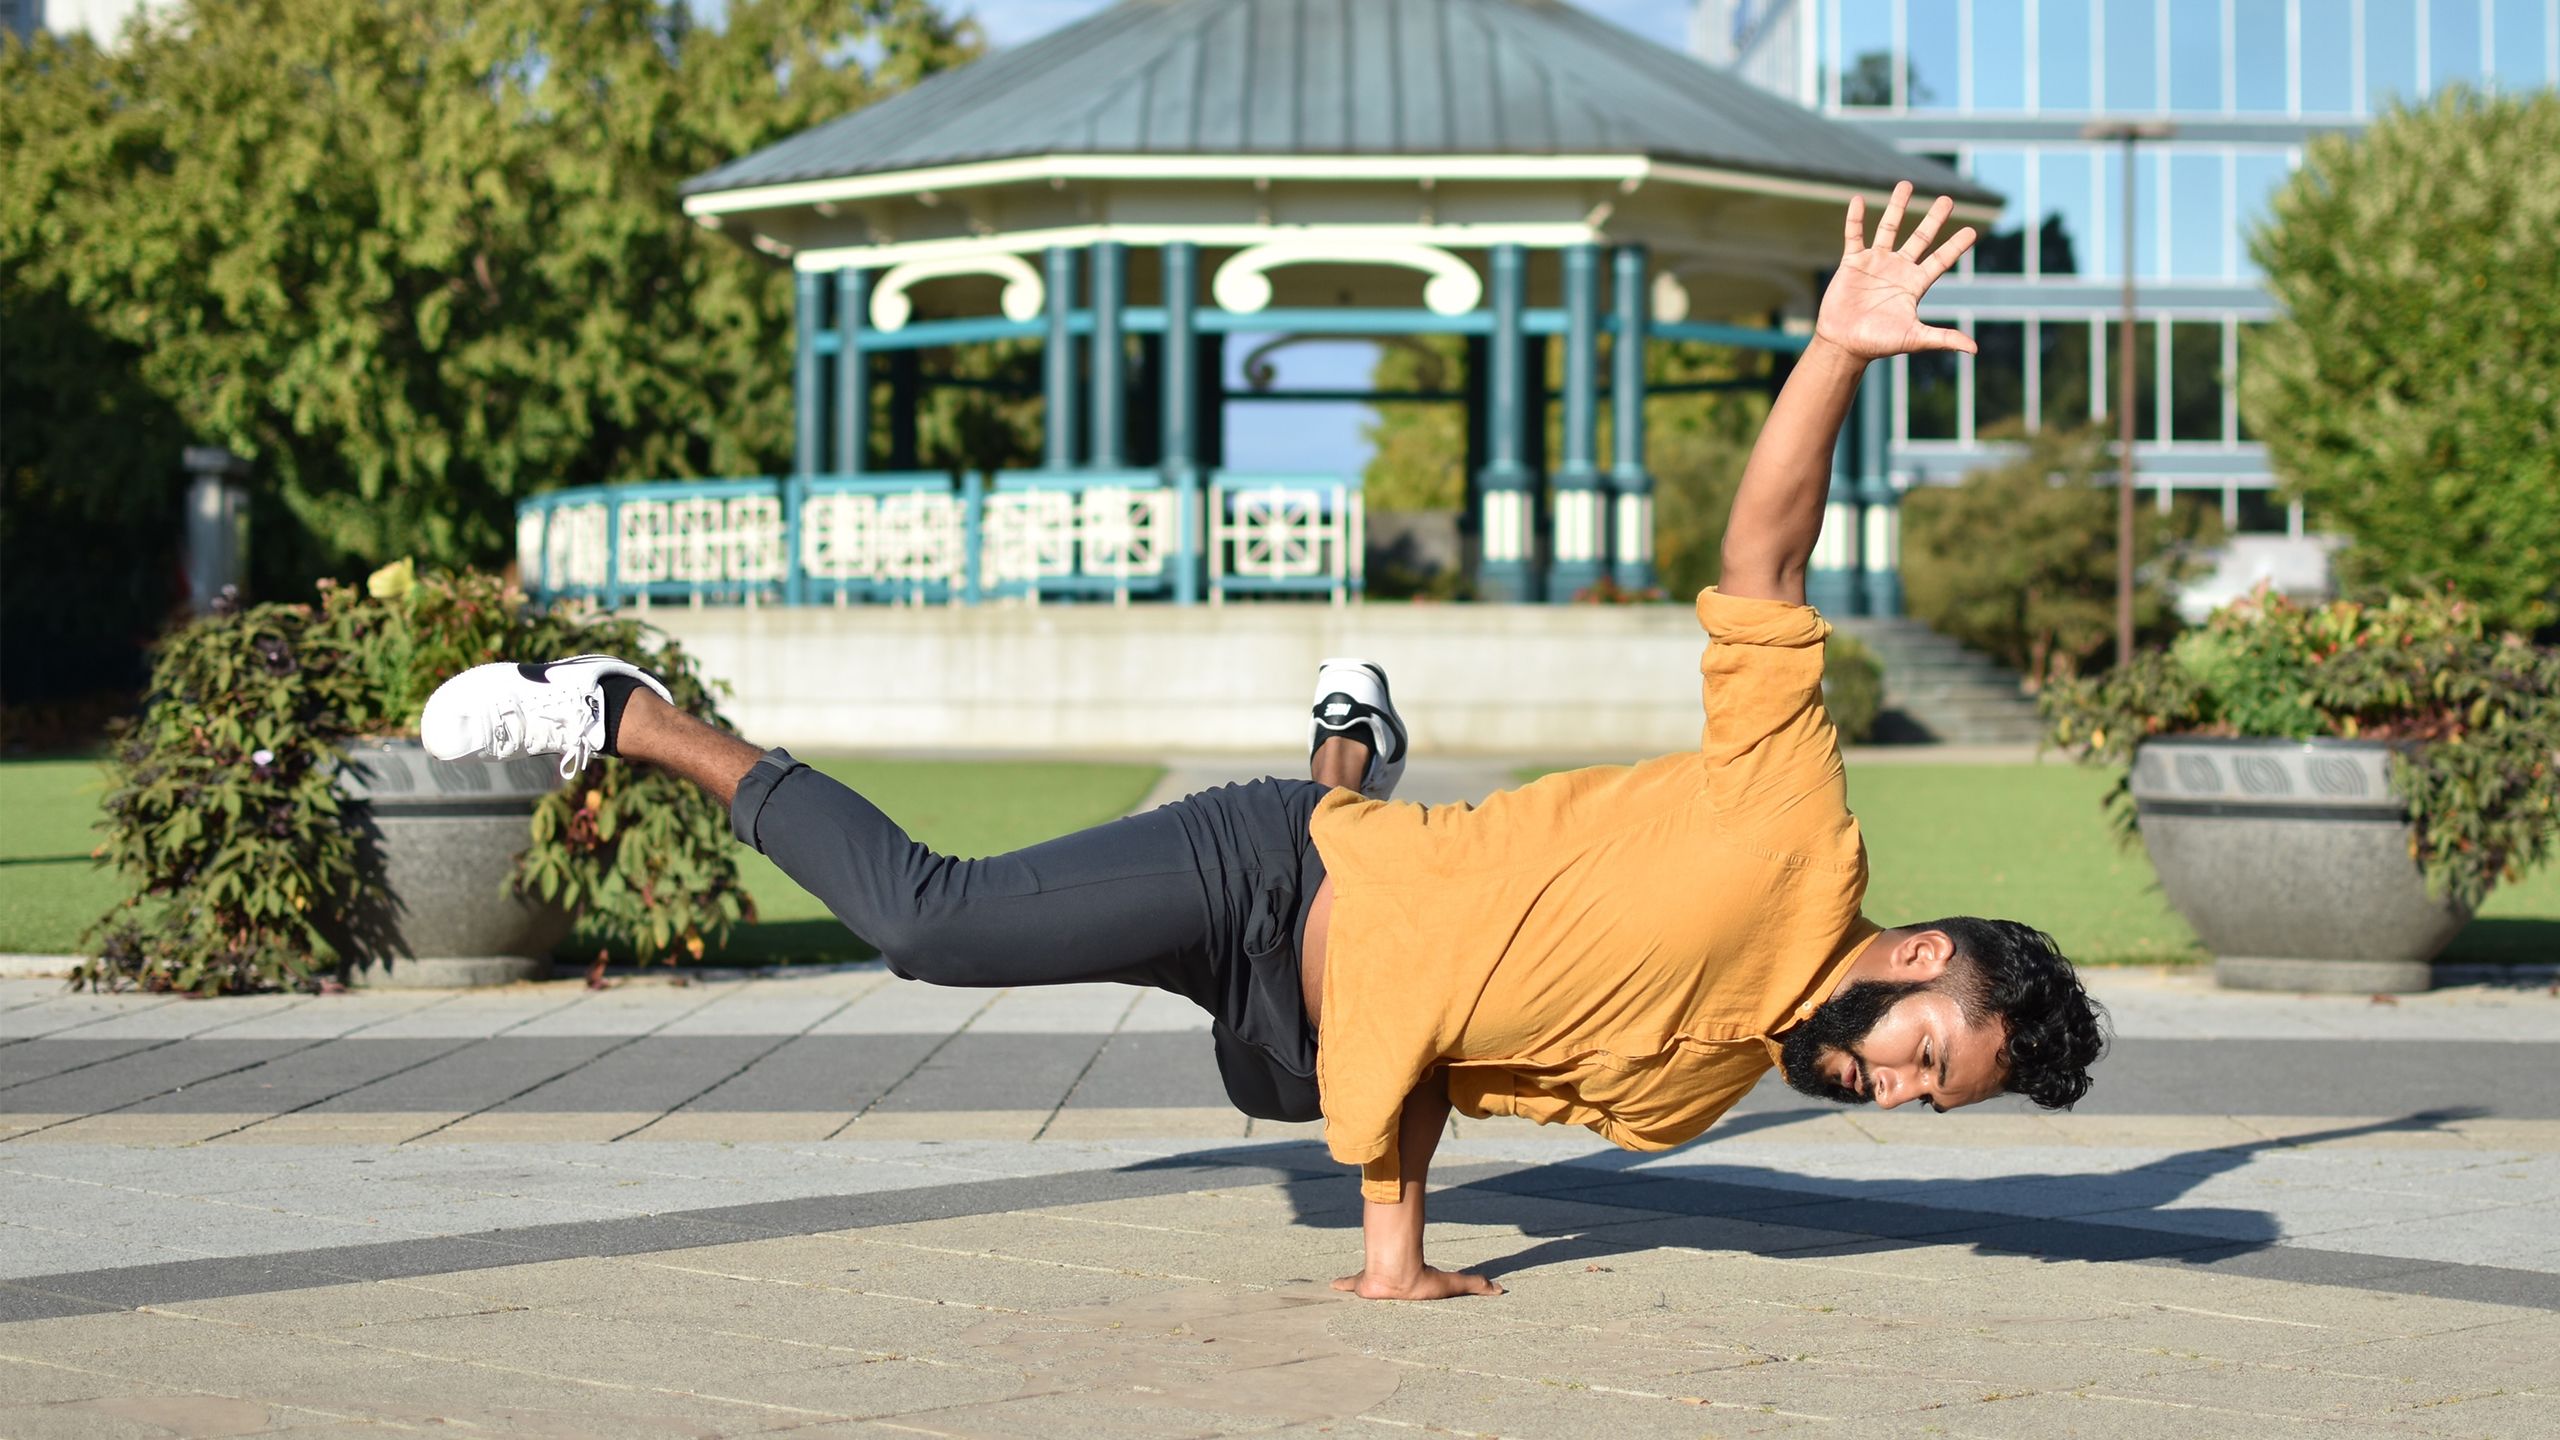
[334,740,572,987]
[2129,737,2471,993]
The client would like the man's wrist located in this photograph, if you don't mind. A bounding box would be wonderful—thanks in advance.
[1800,334,1874,373]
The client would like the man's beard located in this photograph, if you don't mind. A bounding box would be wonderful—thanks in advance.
[1780,979,1931,1103]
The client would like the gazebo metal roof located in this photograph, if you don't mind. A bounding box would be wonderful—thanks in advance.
[682,0,1987,207]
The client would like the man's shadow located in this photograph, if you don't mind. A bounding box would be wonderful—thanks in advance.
[1132,1106,2487,1280]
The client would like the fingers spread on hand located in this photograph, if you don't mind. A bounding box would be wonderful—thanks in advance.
[1921,225,1979,282]
[1843,195,1867,258]
[1872,181,1914,252]
[1916,323,1979,355]
[1899,194,1956,260]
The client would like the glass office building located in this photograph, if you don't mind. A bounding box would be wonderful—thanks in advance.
[1704,0,2558,540]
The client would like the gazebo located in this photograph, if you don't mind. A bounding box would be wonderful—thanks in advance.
[516,0,1992,614]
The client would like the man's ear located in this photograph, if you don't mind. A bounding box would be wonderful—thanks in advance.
[1886,929,1957,983]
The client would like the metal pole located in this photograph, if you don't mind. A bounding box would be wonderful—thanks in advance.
[2116,133,2138,668]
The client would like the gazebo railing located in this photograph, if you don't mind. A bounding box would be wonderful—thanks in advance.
[517,472,1362,608]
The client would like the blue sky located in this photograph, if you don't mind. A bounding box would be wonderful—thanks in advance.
[947,1,1704,474]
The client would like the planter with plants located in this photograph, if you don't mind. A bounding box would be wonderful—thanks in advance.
[2043,591,2558,992]
[84,565,751,995]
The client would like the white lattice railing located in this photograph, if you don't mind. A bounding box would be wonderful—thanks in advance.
[518,471,1363,607]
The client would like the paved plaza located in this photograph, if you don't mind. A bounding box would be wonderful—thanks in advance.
[3,759,2556,1437]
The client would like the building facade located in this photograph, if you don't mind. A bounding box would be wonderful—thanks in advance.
[1703,0,2558,556]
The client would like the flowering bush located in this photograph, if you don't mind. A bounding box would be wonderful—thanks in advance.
[2042,590,2560,910]
[83,567,751,994]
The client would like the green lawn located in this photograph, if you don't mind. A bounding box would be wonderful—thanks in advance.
[1521,761,2560,969]
[9,754,2551,971]
[0,756,1163,964]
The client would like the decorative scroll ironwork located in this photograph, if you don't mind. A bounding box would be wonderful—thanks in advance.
[1206,476,1364,607]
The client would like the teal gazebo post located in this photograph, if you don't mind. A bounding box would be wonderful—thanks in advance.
[1856,368,1900,616]
[1159,241,1201,604]
[790,269,825,606]
[1608,243,1654,594]
[1089,241,1127,467]
[1044,246,1080,470]
[1474,244,1534,602]
[1548,243,1604,601]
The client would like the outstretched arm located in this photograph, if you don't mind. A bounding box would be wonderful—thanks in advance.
[1718,183,1978,605]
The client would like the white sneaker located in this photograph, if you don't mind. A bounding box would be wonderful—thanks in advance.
[421,655,671,779]
[1309,658,1408,800]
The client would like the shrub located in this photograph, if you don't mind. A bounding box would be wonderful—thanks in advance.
[2042,590,2560,910]
[82,568,750,994]
[1903,425,2218,686]
[1823,634,1884,744]
[2242,88,2560,632]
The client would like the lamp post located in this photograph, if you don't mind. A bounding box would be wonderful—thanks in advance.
[2082,120,2175,668]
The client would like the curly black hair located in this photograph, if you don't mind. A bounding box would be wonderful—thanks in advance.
[1911,916,2108,1109]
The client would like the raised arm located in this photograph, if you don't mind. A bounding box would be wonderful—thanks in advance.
[1718,183,1978,605]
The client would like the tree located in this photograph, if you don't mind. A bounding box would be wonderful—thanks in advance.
[2241,88,2560,633]
[1902,425,2217,687]
[0,0,976,691]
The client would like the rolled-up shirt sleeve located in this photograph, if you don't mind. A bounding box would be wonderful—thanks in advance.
[1695,587,1846,833]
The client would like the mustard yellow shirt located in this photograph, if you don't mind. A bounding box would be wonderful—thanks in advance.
[1309,588,1880,1202]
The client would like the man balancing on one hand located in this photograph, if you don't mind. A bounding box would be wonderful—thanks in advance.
[423,183,2105,1303]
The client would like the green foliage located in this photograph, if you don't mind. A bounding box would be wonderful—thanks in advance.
[1823,634,1884,744]
[2241,88,2560,632]
[1903,424,2218,686]
[82,569,749,993]
[2042,591,2560,911]
[0,0,975,591]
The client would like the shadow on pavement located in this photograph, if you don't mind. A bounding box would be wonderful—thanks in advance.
[1139,1107,2488,1280]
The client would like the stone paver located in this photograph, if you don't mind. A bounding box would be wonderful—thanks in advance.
[4,954,2557,1436]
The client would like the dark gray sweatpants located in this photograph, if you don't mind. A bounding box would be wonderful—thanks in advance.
[728,750,1327,1122]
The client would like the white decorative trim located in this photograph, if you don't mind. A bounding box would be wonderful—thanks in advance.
[1210,238,1483,316]
[1817,501,1858,572]
[1614,493,1653,564]
[1553,489,1600,564]
[1650,272,1691,325]
[869,250,1045,332]
[688,154,1654,217]
[794,222,1594,276]
[1481,489,1528,563]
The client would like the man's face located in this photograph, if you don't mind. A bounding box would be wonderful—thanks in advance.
[1780,980,2011,1112]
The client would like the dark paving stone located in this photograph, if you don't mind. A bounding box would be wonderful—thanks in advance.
[867,1032,1101,1114]
[120,1038,467,1113]
[674,1033,954,1113]
[302,1036,624,1113]
[494,1035,781,1114]
[1060,1031,1225,1108]
[0,1041,309,1114]
[0,1041,179,1093]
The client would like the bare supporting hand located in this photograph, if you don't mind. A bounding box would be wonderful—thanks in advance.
[1817,181,1979,361]
[1332,1264,1504,1301]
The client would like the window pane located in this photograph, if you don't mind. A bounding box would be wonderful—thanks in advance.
[1907,350,1962,440]
[1909,0,1961,107]
[2100,146,2165,277]
[1838,0,1897,106]
[2169,150,2227,279]
[2040,317,2096,430]
[1971,149,2031,273]
[2038,0,2095,108]
[1974,0,2029,108]
[2236,321,2268,440]
[2169,0,2224,110]
[1975,320,2029,436]
[2106,0,2161,109]
[2170,320,2226,441]
[2367,0,2421,111]
[2234,0,2289,110]
[2431,0,2486,92]
[2493,0,2552,90]
[2234,151,2293,278]
[2301,3,2357,110]
[2035,150,2097,276]
[2104,320,2161,440]
[2234,487,2287,533]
